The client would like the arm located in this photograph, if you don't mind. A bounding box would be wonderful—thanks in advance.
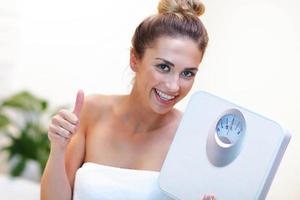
[40,90,86,200]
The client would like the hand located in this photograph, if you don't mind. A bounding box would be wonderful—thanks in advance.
[202,194,216,200]
[48,90,84,150]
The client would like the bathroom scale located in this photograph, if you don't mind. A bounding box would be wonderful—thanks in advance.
[159,90,291,200]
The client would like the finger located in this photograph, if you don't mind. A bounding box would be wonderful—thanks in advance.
[208,195,215,200]
[49,124,71,139]
[49,124,71,138]
[59,109,78,125]
[73,90,84,117]
[201,194,215,200]
[53,115,77,134]
[48,131,69,141]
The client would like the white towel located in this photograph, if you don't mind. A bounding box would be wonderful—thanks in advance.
[73,162,172,200]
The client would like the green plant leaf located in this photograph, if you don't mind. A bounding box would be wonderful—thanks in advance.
[0,90,53,178]
[11,157,27,177]
[2,91,48,112]
[0,114,10,129]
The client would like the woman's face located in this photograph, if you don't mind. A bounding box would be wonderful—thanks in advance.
[131,36,203,115]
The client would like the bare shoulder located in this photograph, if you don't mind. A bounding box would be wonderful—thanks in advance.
[162,108,183,138]
[80,94,125,126]
[173,108,183,117]
[82,94,110,112]
[80,94,114,120]
[65,93,119,187]
[172,108,183,125]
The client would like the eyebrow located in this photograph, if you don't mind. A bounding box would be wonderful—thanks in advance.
[155,57,198,71]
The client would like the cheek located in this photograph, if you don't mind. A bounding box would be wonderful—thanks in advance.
[145,68,164,83]
[180,79,195,94]
[137,68,161,90]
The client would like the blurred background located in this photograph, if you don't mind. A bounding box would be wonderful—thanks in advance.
[0,0,299,199]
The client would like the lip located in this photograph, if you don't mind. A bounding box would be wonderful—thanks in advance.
[153,88,177,105]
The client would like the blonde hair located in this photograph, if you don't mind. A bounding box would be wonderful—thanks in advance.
[131,0,208,59]
[158,0,205,17]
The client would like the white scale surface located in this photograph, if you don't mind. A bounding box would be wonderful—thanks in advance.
[159,91,291,200]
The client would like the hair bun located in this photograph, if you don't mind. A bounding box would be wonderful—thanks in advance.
[158,0,205,17]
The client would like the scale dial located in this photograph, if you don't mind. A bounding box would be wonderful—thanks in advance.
[215,113,244,147]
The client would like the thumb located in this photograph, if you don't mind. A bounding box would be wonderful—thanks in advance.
[73,89,84,117]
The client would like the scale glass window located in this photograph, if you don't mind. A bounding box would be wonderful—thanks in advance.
[215,114,244,146]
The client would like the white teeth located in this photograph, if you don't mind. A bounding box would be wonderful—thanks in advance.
[155,89,175,100]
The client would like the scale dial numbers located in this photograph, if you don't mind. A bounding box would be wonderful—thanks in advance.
[215,114,244,146]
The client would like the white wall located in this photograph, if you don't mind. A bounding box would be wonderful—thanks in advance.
[0,0,17,96]
[1,0,300,199]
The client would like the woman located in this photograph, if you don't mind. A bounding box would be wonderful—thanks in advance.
[41,0,215,199]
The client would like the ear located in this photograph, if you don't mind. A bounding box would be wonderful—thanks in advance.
[130,48,139,72]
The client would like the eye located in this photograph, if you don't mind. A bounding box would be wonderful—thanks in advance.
[155,64,170,72]
[181,70,195,78]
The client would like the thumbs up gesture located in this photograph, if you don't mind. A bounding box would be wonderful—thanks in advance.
[48,90,84,150]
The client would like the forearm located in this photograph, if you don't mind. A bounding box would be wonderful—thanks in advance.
[40,147,72,200]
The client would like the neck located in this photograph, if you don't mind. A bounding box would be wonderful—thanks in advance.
[114,90,173,134]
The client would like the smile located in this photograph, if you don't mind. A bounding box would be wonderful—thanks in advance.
[154,88,177,104]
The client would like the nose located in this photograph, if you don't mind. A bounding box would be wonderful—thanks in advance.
[166,75,180,93]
